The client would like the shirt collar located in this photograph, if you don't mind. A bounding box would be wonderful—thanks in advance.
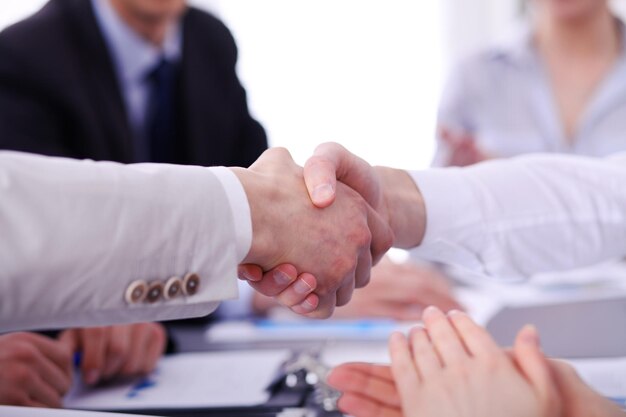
[91,0,182,85]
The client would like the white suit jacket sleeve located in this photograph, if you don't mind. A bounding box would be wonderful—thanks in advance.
[410,152,626,281]
[0,151,252,332]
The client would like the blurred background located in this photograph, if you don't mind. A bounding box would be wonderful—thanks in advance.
[1,0,625,169]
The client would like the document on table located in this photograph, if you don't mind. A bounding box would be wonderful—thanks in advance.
[64,349,291,411]
[0,405,160,417]
[566,356,626,404]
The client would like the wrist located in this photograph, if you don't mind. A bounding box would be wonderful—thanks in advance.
[376,166,426,248]
[229,167,286,267]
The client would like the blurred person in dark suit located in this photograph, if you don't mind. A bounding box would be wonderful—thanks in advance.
[0,0,266,165]
[0,0,266,403]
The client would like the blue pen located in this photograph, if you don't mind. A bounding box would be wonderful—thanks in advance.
[73,351,82,368]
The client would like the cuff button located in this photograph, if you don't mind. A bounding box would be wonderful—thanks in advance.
[145,280,164,303]
[125,280,148,304]
[164,276,183,300]
[182,273,200,296]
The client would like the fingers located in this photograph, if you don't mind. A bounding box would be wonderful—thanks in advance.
[304,290,336,319]
[121,323,166,376]
[247,264,299,297]
[365,204,393,266]
[26,350,72,399]
[27,374,64,408]
[389,332,421,402]
[247,265,320,314]
[329,363,395,385]
[408,326,441,378]
[237,264,263,282]
[290,293,319,315]
[140,324,167,374]
[448,310,500,357]
[77,327,108,385]
[422,306,468,366]
[60,325,165,384]
[329,363,403,417]
[327,363,401,408]
[11,336,73,402]
[102,325,130,380]
[513,326,556,398]
[119,325,150,376]
[336,278,356,307]
[304,142,381,209]
[354,246,372,290]
[337,393,403,417]
[275,272,317,309]
[0,333,72,408]
[22,333,73,384]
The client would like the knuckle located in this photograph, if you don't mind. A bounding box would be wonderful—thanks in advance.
[12,365,34,386]
[57,345,73,367]
[13,342,38,362]
[357,227,372,248]
[7,332,30,342]
[335,256,356,279]
[150,324,167,347]
[107,339,126,359]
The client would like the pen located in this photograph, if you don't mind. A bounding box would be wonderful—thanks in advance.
[73,351,82,368]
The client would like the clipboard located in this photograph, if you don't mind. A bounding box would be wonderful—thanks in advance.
[64,350,342,417]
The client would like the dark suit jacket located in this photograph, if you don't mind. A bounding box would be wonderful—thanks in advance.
[0,0,267,167]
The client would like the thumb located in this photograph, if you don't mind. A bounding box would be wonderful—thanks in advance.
[238,264,264,282]
[58,329,79,352]
[304,142,379,208]
[513,325,560,415]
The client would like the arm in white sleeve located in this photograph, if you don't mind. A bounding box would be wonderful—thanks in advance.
[0,151,252,332]
[410,152,626,280]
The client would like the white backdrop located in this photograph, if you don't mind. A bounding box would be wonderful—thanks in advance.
[2,0,625,168]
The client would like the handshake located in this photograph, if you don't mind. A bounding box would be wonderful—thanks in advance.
[231,143,427,318]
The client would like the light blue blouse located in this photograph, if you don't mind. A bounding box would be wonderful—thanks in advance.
[435,22,626,164]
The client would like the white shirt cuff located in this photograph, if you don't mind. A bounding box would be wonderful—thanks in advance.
[407,168,486,273]
[212,167,252,263]
[408,168,481,242]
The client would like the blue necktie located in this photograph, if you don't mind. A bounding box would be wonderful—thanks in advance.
[143,58,179,163]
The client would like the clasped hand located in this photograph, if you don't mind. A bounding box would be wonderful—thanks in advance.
[233,145,395,318]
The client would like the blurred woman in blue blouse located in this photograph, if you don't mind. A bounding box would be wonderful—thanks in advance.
[435,0,626,166]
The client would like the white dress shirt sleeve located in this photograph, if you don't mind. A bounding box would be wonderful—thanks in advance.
[0,151,252,332]
[409,152,626,281]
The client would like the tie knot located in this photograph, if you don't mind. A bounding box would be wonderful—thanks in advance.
[145,57,176,84]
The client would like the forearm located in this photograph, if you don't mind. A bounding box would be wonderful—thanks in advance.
[0,152,241,331]
[410,153,626,280]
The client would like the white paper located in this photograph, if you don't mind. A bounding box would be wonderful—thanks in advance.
[64,349,291,411]
[565,357,626,399]
[0,406,158,417]
[321,342,390,367]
